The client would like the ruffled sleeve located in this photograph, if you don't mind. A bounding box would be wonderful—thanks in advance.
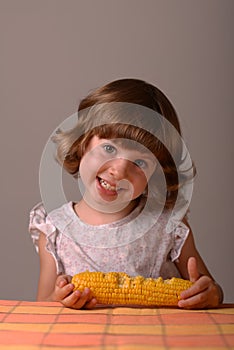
[29,203,56,252]
[29,203,56,247]
[170,221,190,262]
[29,203,64,274]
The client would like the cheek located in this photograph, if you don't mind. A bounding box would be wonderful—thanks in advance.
[79,155,98,184]
[79,150,108,185]
[132,170,148,193]
[80,145,113,179]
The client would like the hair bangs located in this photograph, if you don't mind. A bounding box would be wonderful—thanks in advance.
[91,123,161,155]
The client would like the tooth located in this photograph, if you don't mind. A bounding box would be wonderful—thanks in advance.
[100,178,116,191]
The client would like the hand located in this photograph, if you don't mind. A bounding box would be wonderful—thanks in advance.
[178,257,222,309]
[52,275,97,309]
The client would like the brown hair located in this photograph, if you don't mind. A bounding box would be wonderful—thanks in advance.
[54,78,195,209]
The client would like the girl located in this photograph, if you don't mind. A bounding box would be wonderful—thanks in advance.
[29,78,223,309]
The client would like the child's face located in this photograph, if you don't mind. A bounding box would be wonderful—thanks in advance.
[79,136,156,213]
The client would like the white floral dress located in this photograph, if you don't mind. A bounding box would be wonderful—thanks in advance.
[29,197,189,279]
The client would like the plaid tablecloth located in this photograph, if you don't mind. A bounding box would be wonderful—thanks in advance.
[0,300,233,349]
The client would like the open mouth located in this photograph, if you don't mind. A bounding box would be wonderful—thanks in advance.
[98,177,117,192]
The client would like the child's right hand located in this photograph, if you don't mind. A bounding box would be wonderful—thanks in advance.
[53,275,97,309]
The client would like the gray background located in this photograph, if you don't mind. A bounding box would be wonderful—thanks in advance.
[0,0,233,302]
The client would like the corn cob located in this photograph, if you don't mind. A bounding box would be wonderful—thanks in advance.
[72,271,193,306]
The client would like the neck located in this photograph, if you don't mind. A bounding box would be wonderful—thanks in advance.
[74,198,139,225]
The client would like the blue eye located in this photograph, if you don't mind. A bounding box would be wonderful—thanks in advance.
[134,159,147,168]
[103,144,116,154]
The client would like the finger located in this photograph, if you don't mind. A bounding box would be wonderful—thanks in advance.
[72,288,94,309]
[56,275,72,288]
[178,291,208,309]
[187,257,200,282]
[56,283,74,300]
[58,278,68,288]
[180,275,210,299]
[63,288,93,309]
[60,289,81,308]
[84,298,98,309]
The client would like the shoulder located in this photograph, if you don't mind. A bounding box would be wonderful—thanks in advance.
[29,201,74,247]
[47,202,77,231]
[30,201,73,223]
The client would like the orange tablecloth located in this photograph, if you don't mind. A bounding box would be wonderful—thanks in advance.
[0,300,234,350]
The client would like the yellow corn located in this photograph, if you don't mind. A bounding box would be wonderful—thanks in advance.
[71,271,193,306]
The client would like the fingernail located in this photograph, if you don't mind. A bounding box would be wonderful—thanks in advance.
[178,300,184,307]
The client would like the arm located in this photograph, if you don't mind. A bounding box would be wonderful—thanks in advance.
[175,220,223,309]
[37,232,97,309]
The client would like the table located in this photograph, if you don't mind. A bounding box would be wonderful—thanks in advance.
[0,300,234,350]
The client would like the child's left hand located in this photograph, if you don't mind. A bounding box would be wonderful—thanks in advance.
[178,257,222,309]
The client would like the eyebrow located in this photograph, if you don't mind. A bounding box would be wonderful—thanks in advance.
[138,153,156,164]
[109,139,149,151]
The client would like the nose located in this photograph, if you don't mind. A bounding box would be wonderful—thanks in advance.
[108,158,131,179]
